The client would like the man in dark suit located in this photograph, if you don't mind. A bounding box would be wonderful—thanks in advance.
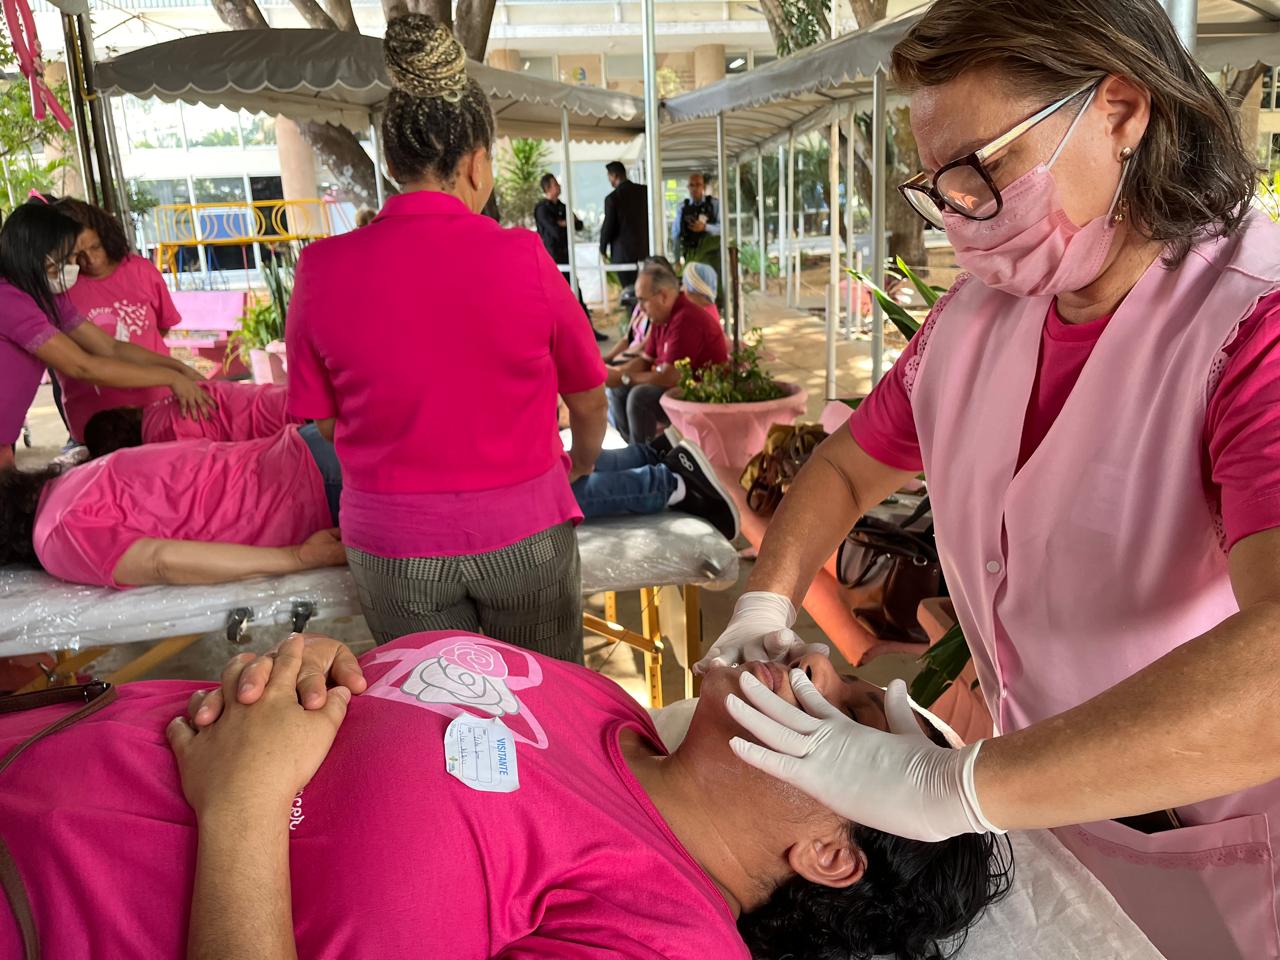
[598,161,650,292]
[534,173,606,341]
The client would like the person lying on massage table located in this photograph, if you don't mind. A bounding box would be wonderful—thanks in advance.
[82,379,303,453]
[0,423,343,587]
[0,632,1009,959]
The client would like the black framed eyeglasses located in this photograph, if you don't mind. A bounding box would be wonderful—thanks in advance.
[898,80,1099,229]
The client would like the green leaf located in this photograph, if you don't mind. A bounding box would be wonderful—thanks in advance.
[850,269,920,338]
[838,397,864,410]
[895,257,941,308]
[908,621,973,708]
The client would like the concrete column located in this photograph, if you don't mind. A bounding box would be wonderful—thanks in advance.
[42,60,86,199]
[276,115,319,234]
[488,49,521,72]
[693,44,725,89]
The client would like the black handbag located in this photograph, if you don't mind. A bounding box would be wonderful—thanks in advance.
[837,497,944,643]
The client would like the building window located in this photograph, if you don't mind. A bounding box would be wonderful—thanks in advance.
[519,56,554,80]
[121,96,183,150]
[1261,66,1276,112]
[726,53,749,74]
[240,112,277,146]
[182,104,242,148]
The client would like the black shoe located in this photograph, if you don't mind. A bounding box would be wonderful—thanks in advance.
[664,440,740,541]
[647,426,684,459]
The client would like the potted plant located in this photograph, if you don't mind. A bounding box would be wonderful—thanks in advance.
[227,247,295,384]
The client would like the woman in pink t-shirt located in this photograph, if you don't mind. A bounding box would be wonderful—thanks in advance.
[0,631,1007,958]
[0,203,213,468]
[0,424,343,588]
[286,17,607,662]
[55,197,195,442]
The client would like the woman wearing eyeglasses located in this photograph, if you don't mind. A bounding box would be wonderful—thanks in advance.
[693,2,1280,957]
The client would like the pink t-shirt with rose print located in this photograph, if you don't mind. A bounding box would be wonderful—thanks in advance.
[0,632,749,960]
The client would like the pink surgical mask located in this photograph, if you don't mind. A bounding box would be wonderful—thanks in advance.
[943,89,1129,298]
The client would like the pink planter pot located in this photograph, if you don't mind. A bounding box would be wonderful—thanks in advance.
[661,382,808,470]
[249,343,288,385]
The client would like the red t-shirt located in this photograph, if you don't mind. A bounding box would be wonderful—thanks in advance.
[643,293,729,372]
[850,291,1280,551]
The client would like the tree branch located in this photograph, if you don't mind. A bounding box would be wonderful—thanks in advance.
[848,0,887,29]
[286,0,340,31]
[455,0,497,61]
[323,0,358,32]
[423,0,451,27]
[211,0,269,29]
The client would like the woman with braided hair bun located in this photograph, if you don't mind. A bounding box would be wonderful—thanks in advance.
[285,14,608,662]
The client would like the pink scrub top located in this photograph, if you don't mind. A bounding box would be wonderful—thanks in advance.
[142,380,300,444]
[286,190,607,558]
[0,280,83,445]
[59,254,182,441]
[32,426,331,588]
[0,632,748,960]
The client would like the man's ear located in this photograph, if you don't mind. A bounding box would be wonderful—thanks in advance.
[786,826,865,890]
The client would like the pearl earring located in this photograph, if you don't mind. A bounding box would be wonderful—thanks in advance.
[1119,146,1134,161]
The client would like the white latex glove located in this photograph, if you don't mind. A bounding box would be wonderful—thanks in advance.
[693,592,828,674]
[726,670,1006,843]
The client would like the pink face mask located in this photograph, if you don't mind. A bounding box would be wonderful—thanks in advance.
[943,90,1128,299]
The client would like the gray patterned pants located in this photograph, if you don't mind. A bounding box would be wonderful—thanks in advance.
[346,521,584,663]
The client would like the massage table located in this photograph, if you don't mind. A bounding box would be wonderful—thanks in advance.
[0,514,738,705]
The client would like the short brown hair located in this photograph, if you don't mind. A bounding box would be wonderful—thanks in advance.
[891,0,1257,265]
[54,196,132,263]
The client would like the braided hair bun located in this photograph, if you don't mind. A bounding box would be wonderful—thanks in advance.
[384,14,468,103]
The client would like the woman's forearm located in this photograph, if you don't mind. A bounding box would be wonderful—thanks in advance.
[189,807,296,960]
[977,600,1280,830]
[114,539,308,586]
[114,339,189,374]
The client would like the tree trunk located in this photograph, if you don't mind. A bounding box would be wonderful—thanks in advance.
[455,0,498,62]
[1227,62,1267,106]
[211,0,268,28]
[423,0,451,26]
[289,0,339,30]
[324,0,358,31]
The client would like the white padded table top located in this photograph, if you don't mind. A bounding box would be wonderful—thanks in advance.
[0,514,737,656]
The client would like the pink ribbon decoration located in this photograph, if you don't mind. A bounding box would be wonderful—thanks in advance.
[4,0,72,131]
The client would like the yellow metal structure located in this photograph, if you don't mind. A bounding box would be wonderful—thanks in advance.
[150,199,347,275]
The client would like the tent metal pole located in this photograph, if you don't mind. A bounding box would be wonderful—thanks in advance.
[561,106,580,305]
[733,158,742,251]
[61,14,97,206]
[104,99,135,248]
[828,115,840,400]
[756,153,766,292]
[716,112,731,328]
[369,114,386,209]
[76,14,117,214]
[777,143,786,301]
[845,103,856,336]
[787,134,796,307]
[1161,0,1197,52]
[641,0,664,255]
[871,67,887,385]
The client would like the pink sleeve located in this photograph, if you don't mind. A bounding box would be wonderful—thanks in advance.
[847,330,924,472]
[2,291,71,353]
[34,503,135,589]
[535,236,606,395]
[284,248,339,420]
[1205,290,1280,550]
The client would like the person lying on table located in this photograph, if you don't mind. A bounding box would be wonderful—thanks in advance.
[0,424,343,588]
[82,380,302,456]
[606,260,728,445]
[0,631,1010,959]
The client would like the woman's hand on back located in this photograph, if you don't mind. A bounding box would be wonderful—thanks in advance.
[168,375,216,420]
[188,632,368,729]
[167,635,352,820]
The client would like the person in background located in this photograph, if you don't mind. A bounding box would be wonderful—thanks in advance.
[606,260,728,444]
[54,197,204,444]
[603,255,675,366]
[286,15,608,661]
[683,261,721,324]
[82,380,301,458]
[599,160,650,293]
[672,172,722,305]
[0,203,213,470]
[534,173,607,341]
[355,208,377,228]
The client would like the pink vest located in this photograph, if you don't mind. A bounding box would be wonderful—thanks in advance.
[913,212,1280,960]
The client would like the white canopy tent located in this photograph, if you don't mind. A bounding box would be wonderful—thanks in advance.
[95,28,645,300]
[660,0,1280,391]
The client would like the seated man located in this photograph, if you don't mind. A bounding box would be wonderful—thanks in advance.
[0,632,1010,959]
[83,379,302,457]
[0,423,343,588]
[607,261,728,445]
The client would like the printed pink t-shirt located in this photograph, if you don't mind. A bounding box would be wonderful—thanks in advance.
[142,380,300,444]
[0,281,83,445]
[0,632,748,959]
[60,254,183,441]
[32,426,331,587]
[287,190,607,558]
[850,290,1280,551]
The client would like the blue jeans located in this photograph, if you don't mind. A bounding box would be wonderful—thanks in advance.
[572,444,676,519]
[299,423,342,525]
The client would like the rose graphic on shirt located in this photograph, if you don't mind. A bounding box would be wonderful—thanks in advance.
[437,639,509,681]
[401,656,519,717]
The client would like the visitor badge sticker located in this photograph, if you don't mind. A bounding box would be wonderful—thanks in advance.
[444,714,520,793]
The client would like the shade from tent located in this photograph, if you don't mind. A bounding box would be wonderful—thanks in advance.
[95,28,646,143]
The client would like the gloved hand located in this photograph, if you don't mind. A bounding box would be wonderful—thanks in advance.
[692,592,828,675]
[725,670,1005,843]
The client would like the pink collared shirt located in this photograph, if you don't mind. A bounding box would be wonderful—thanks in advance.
[286,190,606,557]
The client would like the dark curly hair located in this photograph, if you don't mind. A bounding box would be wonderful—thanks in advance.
[53,196,133,264]
[381,14,495,185]
[0,466,63,569]
[739,826,1013,960]
[891,0,1257,266]
[84,407,144,459]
